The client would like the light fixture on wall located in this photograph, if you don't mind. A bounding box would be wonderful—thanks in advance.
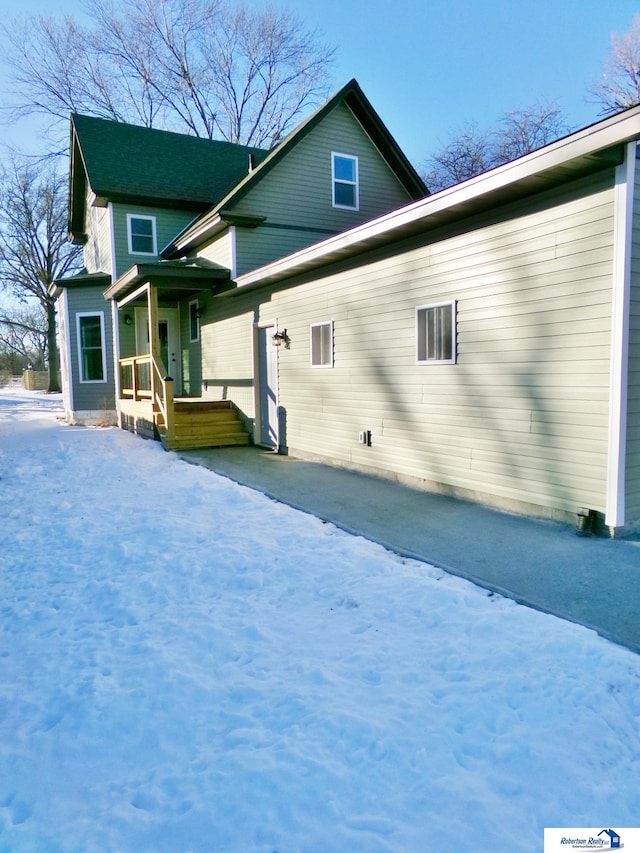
[272,328,290,349]
[123,313,133,326]
[196,307,205,319]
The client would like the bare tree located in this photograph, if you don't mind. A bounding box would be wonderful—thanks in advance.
[0,303,47,379]
[0,159,83,392]
[422,102,569,193]
[591,14,640,115]
[422,122,494,194]
[2,0,335,147]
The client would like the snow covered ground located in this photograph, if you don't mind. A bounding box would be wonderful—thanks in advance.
[1,388,639,853]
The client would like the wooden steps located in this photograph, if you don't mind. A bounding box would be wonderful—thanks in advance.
[158,400,250,450]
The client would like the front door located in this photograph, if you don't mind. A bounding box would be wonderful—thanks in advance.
[258,325,278,448]
[135,307,181,393]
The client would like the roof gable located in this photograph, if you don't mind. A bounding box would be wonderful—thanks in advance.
[233,104,640,291]
[69,114,269,241]
[163,79,428,257]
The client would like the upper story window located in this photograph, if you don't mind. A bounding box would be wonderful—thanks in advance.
[127,214,157,255]
[416,302,457,364]
[311,321,334,367]
[77,312,107,382]
[332,153,359,210]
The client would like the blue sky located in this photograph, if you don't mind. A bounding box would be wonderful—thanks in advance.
[0,0,638,167]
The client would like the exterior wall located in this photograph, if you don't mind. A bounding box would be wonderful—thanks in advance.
[84,200,113,276]
[63,285,116,420]
[230,102,418,276]
[178,295,203,396]
[625,151,640,525]
[197,231,233,270]
[109,203,199,278]
[199,289,256,418]
[201,169,618,523]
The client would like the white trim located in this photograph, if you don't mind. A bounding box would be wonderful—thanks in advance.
[230,225,238,278]
[60,289,75,413]
[126,213,157,256]
[606,141,636,529]
[416,301,457,365]
[332,152,359,211]
[76,311,108,384]
[108,203,117,278]
[111,300,121,400]
[310,320,334,367]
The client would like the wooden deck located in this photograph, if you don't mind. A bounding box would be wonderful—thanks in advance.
[118,398,251,450]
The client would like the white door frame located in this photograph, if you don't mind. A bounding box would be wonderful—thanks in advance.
[254,321,279,448]
[135,306,182,393]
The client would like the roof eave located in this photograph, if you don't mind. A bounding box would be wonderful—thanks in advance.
[234,106,640,292]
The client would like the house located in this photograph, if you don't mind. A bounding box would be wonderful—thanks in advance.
[52,80,640,536]
[598,829,621,848]
[50,79,426,433]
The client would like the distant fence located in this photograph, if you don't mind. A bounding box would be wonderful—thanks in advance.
[22,369,50,391]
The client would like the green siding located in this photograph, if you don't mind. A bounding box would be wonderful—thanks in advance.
[200,169,618,522]
[229,102,417,275]
[110,203,199,279]
[65,285,115,414]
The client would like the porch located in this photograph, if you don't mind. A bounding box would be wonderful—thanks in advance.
[105,259,251,451]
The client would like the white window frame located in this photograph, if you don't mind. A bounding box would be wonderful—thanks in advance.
[416,301,457,365]
[310,320,334,368]
[126,213,157,256]
[332,153,359,211]
[189,299,200,343]
[76,311,108,383]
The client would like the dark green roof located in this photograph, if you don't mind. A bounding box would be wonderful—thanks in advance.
[69,115,269,241]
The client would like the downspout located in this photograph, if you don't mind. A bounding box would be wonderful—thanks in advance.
[606,140,636,531]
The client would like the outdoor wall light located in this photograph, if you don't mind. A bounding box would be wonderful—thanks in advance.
[196,307,205,319]
[272,329,290,348]
[123,314,133,326]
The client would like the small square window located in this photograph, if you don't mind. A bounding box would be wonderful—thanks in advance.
[332,153,359,210]
[127,214,157,255]
[311,321,334,367]
[417,302,456,364]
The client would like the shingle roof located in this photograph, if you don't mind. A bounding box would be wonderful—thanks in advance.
[71,114,269,209]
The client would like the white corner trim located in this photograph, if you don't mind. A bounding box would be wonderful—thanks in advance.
[60,289,74,413]
[606,141,637,528]
[230,225,237,279]
[111,300,121,399]
[108,203,117,279]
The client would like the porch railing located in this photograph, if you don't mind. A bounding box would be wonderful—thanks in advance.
[120,354,175,442]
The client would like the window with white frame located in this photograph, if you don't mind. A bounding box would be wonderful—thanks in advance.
[416,302,456,364]
[127,214,157,255]
[77,313,107,382]
[310,321,334,367]
[332,153,359,210]
[189,299,200,343]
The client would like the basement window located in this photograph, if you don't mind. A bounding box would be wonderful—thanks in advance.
[311,321,334,367]
[416,302,456,364]
[127,214,157,255]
